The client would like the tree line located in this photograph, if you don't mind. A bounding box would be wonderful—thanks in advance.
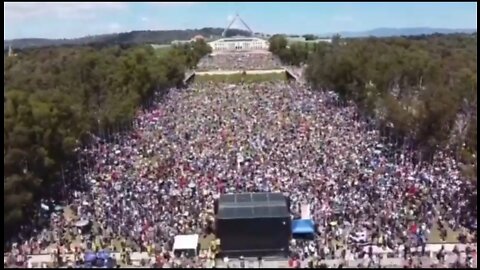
[4,27,250,50]
[303,33,477,178]
[3,40,211,239]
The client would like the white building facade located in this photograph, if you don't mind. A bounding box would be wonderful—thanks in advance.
[208,37,269,52]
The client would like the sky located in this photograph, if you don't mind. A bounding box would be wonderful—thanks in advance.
[4,2,478,40]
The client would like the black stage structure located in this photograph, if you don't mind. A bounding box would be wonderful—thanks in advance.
[215,192,291,258]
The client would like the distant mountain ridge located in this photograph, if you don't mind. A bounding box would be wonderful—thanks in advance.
[5,27,477,50]
[326,27,477,38]
[4,28,251,50]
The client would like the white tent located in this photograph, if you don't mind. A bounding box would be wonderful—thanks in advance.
[173,234,200,257]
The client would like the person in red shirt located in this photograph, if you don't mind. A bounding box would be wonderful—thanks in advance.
[156,254,164,268]
[288,258,294,268]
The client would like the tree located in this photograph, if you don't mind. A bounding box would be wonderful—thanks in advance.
[302,34,317,41]
[269,35,312,66]
[306,33,477,160]
[268,35,288,55]
[3,43,211,239]
[331,34,341,46]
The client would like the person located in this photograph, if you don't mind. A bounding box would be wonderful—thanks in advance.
[239,256,245,268]
[453,245,459,257]
[126,249,131,266]
[26,257,32,269]
[121,248,126,265]
[223,256,229,268]
[367,258,374,268]
[466,255,473,268]
[308,259,314,268]
[437,246,445,264]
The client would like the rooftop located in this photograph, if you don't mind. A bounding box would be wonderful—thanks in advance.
[217,192,289,219]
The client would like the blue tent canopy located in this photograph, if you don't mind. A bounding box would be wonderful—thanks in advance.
[105,258,116,268]
[292,219,315,234]
[97,250,111,260]
[84,251,96,262]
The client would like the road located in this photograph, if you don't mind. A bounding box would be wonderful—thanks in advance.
[7,243,476,268]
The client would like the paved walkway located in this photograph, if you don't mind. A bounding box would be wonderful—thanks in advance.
[216,254,476,269]
[5,252,151,267]
[7,243,476,267]
[213,244,477,268]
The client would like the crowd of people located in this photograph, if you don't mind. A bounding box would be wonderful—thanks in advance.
[196,52,282,71]
[5,78,477,268]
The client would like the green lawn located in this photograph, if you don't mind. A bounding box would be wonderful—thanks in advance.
[195,72,288,83]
